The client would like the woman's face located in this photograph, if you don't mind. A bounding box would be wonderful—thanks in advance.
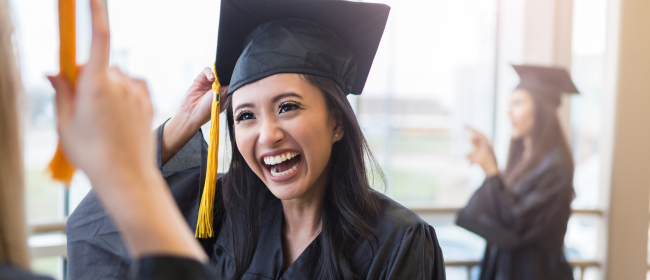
[231,73,343,201]
[508,89,535,140]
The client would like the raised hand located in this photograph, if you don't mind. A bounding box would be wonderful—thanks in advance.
[49,3,153,181]
[179,68,229,130]
[161,70,229,165]
[48,0,206,261]
[466,127,499,177]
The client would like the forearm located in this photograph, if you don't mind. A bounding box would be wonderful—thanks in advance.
[89,164,207,262]
[161,112,201,166]
[482,163,499,177]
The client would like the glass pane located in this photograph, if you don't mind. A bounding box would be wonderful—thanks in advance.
[568,0,607,276]
[418,213,486,259]
[564,215,599,261]
[570,0,607,210]
[31,256,63,280]
[360,0,497,206]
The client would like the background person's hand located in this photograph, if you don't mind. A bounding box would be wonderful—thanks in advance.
[178,68,229,131]
[160,70,228,165]
[49,16,153,182]
[466,127,499,177]
[47,0,206,262]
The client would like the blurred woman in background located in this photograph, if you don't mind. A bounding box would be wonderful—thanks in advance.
[457,65,578,280]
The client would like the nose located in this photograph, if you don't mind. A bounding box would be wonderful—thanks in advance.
[258,118,285,147]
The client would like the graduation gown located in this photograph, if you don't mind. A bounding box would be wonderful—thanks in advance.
[456,148,574,280]
[0,264,53,280]
[66,123,446,280]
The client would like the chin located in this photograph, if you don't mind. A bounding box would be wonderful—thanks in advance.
[266,183,308,200]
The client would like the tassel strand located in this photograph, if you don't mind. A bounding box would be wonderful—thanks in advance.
[196,66,221,238]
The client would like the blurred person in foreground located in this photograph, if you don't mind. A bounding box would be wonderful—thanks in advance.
[457,65,578,280]
[0,0,218,278]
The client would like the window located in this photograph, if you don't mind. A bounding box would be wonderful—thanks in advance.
[358,0,497,278]
[565,0,608,279]
[11,0,609,279]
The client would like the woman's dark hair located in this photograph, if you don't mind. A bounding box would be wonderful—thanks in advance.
[503,90,574,186]
[218,74,384,280]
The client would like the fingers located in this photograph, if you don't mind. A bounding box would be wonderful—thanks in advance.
[464,125,478,134]
[130,78,153,116]
[48,74,74,125]
[203,67,215,82]
[476,132,491,146]
[131,78,150,99]
[193,67,215,88]
[88,0,110,71]
[466,126,493,148]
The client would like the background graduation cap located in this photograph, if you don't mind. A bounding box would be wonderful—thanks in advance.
[196,0,390,238]
[512,64,580,106]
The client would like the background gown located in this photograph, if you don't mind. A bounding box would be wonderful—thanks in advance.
[66,123,446,280]
[456,148,575,280]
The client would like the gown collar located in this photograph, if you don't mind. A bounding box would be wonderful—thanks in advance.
[221,195,322,279]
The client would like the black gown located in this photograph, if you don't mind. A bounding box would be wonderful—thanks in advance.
[0,264,53,280]
[456,148,574,280]
[66,124,446,280]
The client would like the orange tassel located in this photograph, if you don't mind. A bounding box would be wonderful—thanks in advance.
[48,0,77,184]
[195,65,221,238]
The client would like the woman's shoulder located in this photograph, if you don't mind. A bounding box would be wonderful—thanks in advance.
[353,191,444,278]
[370,191,431,234]
[535,147,573,178]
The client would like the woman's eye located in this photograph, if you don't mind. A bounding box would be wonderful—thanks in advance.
[279,102,300,114]
[237,112,255,121]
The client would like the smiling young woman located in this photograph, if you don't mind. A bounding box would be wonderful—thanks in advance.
[66,0,446,279]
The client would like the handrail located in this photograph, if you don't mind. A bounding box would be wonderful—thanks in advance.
[28,219,67,235]
[24,208,603,236]
[446,260,600,280]
[409,207,603,216]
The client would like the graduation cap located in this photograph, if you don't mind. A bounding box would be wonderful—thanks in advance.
[512,64,579,106]
[196,0,391,238]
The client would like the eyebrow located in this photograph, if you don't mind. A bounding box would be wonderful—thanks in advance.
[272,92,303,103]
[233,93,303,112]
[234,103,254,112]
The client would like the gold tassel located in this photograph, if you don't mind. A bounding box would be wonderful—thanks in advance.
[196,65,221,238]
[48,0,78,184]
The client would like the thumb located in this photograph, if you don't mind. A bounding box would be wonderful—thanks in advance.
[48,75,75,126]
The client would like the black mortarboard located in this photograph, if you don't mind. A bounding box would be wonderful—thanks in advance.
[215,0,391,95]
[197,0,390,239]
[512,65,579,106]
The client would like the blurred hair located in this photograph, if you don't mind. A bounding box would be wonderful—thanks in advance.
[218,74,384,280]
[0,0,30,269]
[503,90,574,187]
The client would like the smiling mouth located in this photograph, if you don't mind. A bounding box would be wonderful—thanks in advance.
[263,152,302,177]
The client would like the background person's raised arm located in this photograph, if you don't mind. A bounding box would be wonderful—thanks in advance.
[48,0,207,265]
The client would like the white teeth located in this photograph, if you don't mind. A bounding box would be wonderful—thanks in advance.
[270,161,300,177]
[263,152,300,166]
